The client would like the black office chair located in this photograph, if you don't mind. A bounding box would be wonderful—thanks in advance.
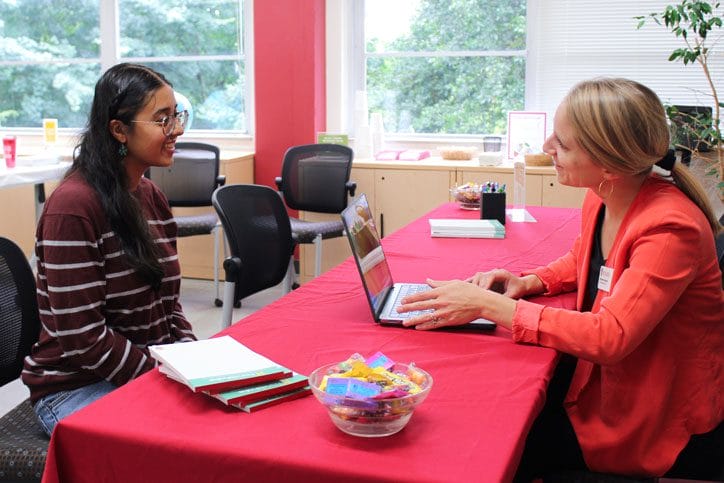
[212,184,296,328]
[274,143,356,281]
[0,237,48,483]
[668,105,713,165]
[147,142,226,306]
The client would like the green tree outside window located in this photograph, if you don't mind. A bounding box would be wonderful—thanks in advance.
[365,0,526,135]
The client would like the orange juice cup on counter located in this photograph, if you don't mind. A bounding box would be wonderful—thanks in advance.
[43,118,58,145]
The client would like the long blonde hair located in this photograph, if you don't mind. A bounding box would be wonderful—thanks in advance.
[564,78,720,234]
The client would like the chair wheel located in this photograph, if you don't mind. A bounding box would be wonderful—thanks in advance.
[234,300,241,309]
[214,298,223,307]
[292,283,300,290]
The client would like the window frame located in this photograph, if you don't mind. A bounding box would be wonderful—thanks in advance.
[335,0,722,150]
[0,0,254,145]
[344,0,527,145]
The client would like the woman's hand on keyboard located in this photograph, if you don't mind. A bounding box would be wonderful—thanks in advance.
[398,279,515,330]
[467,270,544,299]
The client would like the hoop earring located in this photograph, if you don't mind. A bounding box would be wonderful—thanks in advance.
[597,179,614,199]
[118,143,128,157]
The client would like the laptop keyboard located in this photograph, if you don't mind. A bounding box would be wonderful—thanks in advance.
[391,284,432,319]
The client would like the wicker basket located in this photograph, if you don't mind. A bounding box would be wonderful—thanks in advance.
[439,146,476,161]
[524,153,554,166]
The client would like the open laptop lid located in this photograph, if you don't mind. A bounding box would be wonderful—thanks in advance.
[342,194,497,331]
[340,194,395,321]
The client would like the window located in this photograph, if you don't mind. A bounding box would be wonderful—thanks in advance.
[345,0,722,140]
[0,1,100,129]
[359,0,527,136]
[0,0,250,133]
[527,0,724,126]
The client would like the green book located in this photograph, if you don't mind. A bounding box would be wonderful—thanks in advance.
[209,373,309,406]
[428,219,506,238]
[232,386,312,413]
[316,132,349,146]
[150,336,292,394]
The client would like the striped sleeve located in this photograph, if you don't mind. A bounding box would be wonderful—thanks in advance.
[36,213,155,386]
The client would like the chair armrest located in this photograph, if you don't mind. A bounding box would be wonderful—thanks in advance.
[274,177,283,190]
[346,181,357,197]
[222,256,242,282]
[221,256,242,328]
[216,175,226,187]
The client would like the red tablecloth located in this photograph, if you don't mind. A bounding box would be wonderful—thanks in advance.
[43,204,581,483]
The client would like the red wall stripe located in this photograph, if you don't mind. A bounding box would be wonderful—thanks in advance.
[253,1,326,189]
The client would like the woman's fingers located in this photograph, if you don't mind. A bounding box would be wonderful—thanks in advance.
[402,310,441,330]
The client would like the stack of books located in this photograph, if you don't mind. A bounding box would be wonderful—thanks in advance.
[428,218,505,239]
[149,335,311,413]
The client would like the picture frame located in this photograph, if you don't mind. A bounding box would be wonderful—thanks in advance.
[507,111,547,160]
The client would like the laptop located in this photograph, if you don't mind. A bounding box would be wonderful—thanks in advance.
[340,194,496,331]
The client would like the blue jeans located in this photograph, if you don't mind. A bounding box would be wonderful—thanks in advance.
[33,380,117,437]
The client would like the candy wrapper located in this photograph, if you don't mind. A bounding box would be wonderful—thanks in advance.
[319,352,423,401]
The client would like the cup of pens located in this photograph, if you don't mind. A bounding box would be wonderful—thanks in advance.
[480,182,506,225]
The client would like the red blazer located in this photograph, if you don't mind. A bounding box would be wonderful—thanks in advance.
[513,175,723,476]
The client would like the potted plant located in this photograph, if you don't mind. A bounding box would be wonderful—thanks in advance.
[636,0,723,197]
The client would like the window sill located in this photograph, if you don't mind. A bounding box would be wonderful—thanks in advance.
[0,129,254,155]
[355,133,506,153]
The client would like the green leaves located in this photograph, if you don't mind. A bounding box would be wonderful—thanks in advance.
[653,0,723,191]
[0,0,246,130]
[366,0,526,135]
[668,46,705,64]
[639,0,721,58]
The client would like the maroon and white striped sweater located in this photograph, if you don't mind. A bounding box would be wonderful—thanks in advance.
[22,172,196,403]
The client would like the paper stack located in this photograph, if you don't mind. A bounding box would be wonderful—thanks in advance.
[428,219,505,239]
[150,335,311,413]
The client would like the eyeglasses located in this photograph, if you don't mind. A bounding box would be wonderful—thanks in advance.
[130,110,189,136]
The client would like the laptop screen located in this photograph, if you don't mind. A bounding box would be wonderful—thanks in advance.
[341,195,394,318]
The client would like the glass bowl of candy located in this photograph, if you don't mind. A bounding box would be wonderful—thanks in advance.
[451,182,482,210]
[309,353,433,437]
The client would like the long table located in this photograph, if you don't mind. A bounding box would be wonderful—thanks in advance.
[0,158,71,221]
[43,204,581,483]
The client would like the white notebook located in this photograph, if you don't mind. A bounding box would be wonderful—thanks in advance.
[149,336,291,393]
[429,218,505,238]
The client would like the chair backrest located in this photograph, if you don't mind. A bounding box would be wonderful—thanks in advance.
[277,143,354,213]
[0,237,40,387]
[212,184,295,300]
[147,142,222,207]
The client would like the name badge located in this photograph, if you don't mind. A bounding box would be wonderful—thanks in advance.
[597,266,613,293]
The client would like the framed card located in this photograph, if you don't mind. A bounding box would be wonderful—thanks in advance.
[507,111,547,160]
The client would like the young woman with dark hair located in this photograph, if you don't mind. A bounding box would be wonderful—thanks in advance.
[22,63,196,436]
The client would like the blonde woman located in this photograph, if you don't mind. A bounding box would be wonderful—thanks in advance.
[398,78,722,479]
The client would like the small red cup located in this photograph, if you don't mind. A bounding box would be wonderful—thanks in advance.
[3,136,17,168]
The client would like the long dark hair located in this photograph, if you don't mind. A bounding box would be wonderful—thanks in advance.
[70,63,172,289]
